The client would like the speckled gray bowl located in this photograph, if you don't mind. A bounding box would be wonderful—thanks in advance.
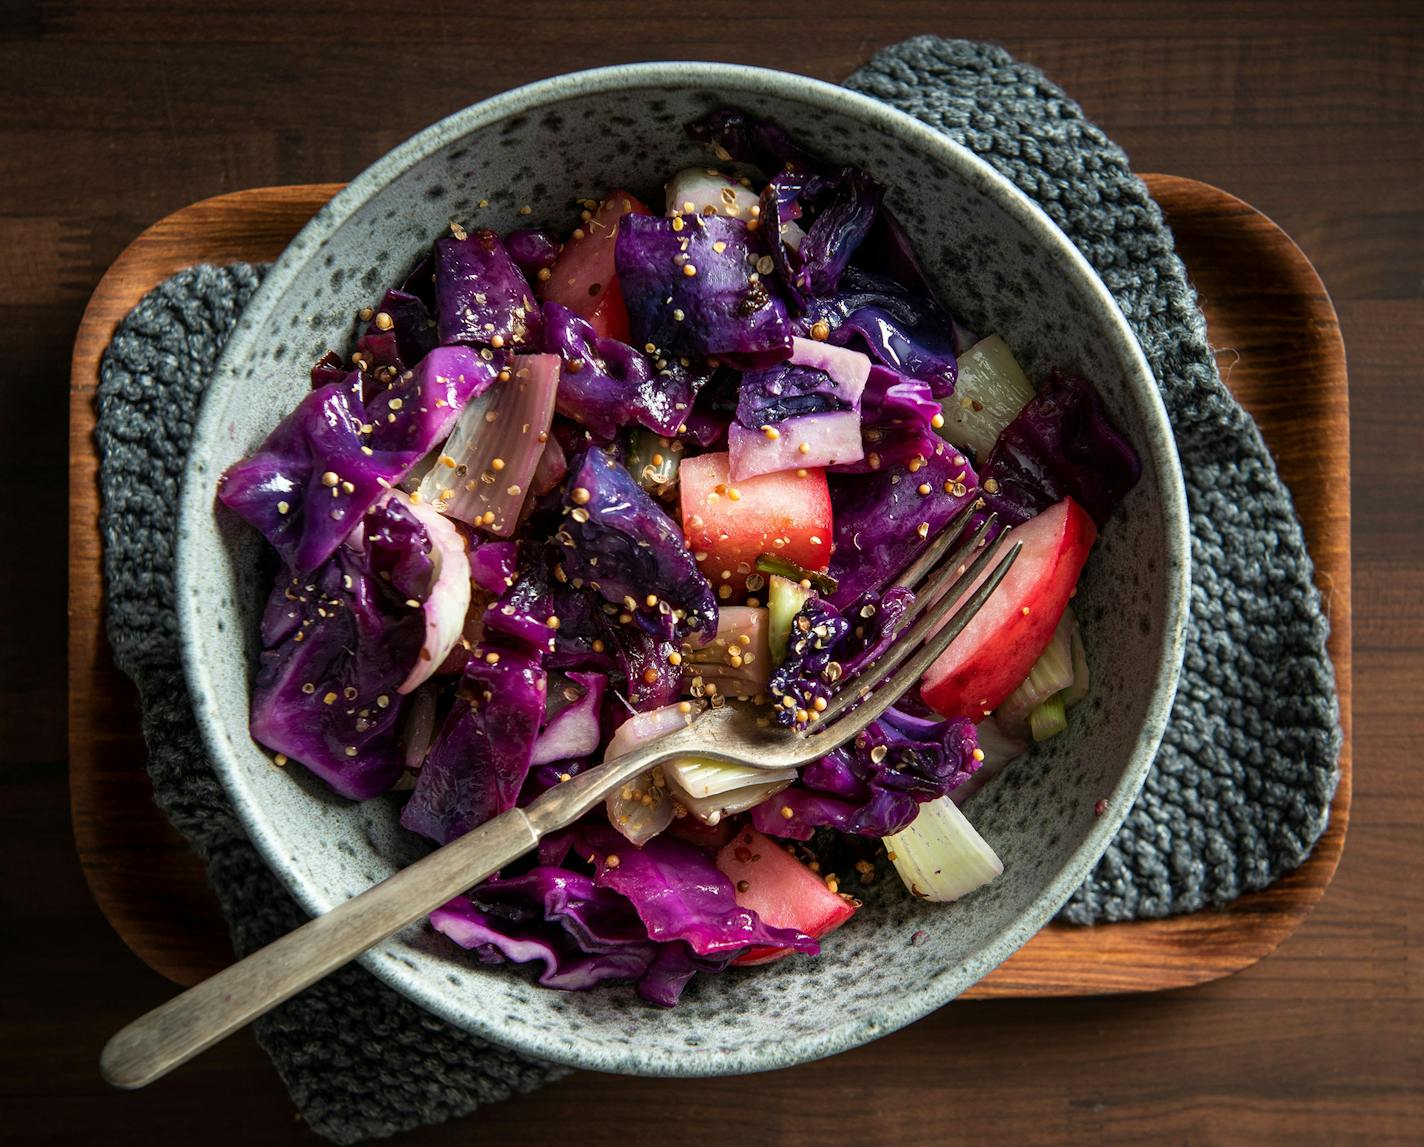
[176,63,1189,1076]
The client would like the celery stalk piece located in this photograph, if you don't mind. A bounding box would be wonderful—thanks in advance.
[1028,694,1068,742]
[938,334,1036,460]
[882,796,1004,903]
[1061,613,1090,709]
[766,574,813,664]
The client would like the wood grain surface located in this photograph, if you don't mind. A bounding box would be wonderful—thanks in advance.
[66,176,1352,1002]
[11,2,1423,1144]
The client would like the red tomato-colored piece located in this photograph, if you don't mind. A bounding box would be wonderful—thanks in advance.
[680,452,832,598]
[920,497,1097,718]
[538,189,649,340]
[715,827,855,966]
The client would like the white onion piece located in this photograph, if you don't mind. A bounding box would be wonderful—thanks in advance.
[530,675,605,767]
[883,796,1003,902]
[602,701,704,846]
[671,775,796,825]
[664,756,796,800]
[787,336,872,406]
[728,411,863,480]
[664,167,759,220]
[937,334,1036,460]
[1061,612,1089,709]
[683,606,773,698]
[417,353,558,536]
[389,491,472,695]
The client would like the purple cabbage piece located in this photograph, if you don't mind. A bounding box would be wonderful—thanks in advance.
[822,363,943,476]
[218,381,401,574]
[220,347,499,573]
[355,289,437,376]
[365,344,503,457]
[750,707,982,840]
[565,825,820,958]
[614,213,793,363]
[980,370,1141,528]
[431,870,658,991]
[636,943,733,1007]
[803,267,960,395]
[686,108,822,174]
[399,635,547,844]
[767,584,911,731]
[852,205,939,300]
[827,440,979,607]
[611,626,682,711]
[555,447,717,643]
[541,301,706,440]
[249,498,439,800]
[310,350,349,389]
[434,229,542,348]
[505,227,561,277]
[786,165,884,301]
[736,361,853,426]
[766,596,850,727]
[468,539,519,595]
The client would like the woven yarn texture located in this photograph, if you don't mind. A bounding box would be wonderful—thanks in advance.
[93,36,1340,1143]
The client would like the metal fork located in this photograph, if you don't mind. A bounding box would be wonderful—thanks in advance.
[100,510,1018,1089]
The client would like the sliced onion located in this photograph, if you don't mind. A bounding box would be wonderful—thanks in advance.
[531,672,606,767]
[416,353,559,536]
[728,411,863,480]
[602,701,704,846]
[683,606,772,699]
[671,775,796,825]
[664,167,760,220]
[390,491,472,695]
[883,795,1003,903]
[788,336,872,407]
[1061,612,1089,709]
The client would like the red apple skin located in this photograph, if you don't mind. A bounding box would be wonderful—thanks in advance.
[920,497,1097,719]
[715,827,855,967]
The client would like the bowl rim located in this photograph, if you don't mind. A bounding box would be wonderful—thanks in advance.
[177,60,1190,1077]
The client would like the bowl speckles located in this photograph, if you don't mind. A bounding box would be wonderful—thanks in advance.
[176,63,1189,1076]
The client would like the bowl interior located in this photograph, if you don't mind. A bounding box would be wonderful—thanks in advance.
[179,64,1187,1076]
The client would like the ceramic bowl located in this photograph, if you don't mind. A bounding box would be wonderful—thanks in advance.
[177,62,1189,1076]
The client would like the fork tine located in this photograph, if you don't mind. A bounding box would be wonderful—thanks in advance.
[891,500,980,591]
[809,532,1021,734]
[826,509,1000,706]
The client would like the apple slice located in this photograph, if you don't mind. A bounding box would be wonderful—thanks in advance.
[920,497,1096,719]
[715,827,855,966]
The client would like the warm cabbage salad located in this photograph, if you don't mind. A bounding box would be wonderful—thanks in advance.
[218,111,1140,1004]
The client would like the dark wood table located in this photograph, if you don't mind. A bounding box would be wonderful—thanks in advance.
[8,2,1420,1142]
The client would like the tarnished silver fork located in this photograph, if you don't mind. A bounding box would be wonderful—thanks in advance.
[101,507,1019,1089]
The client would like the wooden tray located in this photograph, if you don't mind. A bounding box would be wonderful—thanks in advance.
[68,175,1351,996]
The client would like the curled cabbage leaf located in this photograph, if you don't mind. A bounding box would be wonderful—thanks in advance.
[434,228,542,348]
[249,497,449,800]
[979,369,1141,528]
[614,213,793,363]
[555,446,717,643]
[399,635,547,844]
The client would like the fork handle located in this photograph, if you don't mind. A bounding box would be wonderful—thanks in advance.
[99,736,677,1090]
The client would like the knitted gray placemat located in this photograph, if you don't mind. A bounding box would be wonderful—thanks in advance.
[94,37,1340,1143]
